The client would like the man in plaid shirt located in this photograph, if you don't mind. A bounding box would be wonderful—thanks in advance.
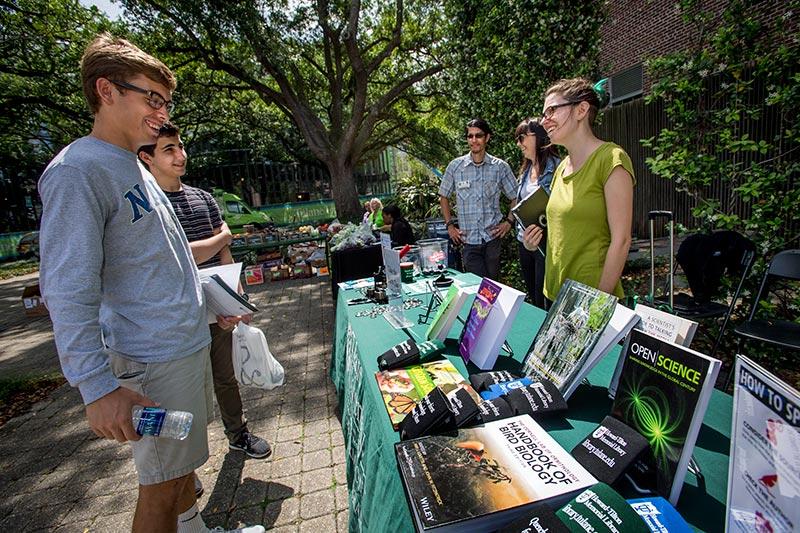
[439,118,518,280]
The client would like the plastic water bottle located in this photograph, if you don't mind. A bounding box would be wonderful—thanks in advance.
[132,406,193,440]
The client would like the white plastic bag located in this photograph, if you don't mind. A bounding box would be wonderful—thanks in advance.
[232,323,285,390]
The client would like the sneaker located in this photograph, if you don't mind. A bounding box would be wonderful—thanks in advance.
[228,430,272,459]
[210,526,265,533]
[194,474,204,499]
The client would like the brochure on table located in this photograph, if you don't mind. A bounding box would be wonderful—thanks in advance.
[381,238,402,298]
[198,263,257,323]
[726,355,800,533]
[458,278,525,370]
[608,303,699,398]
[611,329,721,505]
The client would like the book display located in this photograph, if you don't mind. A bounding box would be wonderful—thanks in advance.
[608,303,698,398]
[521,280,617,398]
[395,415,597,532]
[458,278,501,364]
[611,329,721,504]
[458,278,526,370]
[332,268,744,533]
[375,359,481,429]
[726,356,800,533]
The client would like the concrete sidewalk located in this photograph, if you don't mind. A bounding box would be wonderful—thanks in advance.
[0,275,346,532]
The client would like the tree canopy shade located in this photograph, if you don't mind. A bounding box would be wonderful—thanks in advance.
[122,0,450,221]
[443,0,605,164]
[0,0,113,167]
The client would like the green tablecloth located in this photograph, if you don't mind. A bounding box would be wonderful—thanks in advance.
[330,273,732,533]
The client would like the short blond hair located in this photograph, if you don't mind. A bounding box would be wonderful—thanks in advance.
[80,32,176,114]
[544,78,601,125]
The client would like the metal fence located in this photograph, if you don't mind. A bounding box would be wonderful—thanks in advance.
[594,75,796,239]
[186,150,393,207]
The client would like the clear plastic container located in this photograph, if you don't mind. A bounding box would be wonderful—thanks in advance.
[417,238,449,274]
[132,406,193,440]
[394,245,421,275]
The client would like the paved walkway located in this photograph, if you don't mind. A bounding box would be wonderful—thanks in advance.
[0,274,346,532]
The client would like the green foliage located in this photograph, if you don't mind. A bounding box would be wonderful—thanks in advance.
[443,0,605,164]
[0,0,120,181]
[643,0,800,256]
[390,168,441,222]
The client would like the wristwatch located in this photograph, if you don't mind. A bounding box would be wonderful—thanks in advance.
[240,292,250,302]
[445,220,456,228]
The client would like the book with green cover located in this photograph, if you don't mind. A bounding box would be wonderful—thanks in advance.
[611,329,720,505]
[425,285,469,341]
[395,415,597,532]
[375,359,480,430]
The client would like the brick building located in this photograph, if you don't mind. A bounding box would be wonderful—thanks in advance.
[598,0,788,103]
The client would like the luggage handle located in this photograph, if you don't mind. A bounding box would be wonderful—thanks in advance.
[648,210,673,221]
[648,211,674,309]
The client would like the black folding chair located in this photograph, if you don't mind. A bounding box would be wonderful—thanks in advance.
[655,231,756,360]
[733,249,800,353]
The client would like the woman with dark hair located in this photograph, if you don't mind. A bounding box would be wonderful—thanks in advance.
[522,78,634,303]
[513,118,560,309]
[382,204,416,246]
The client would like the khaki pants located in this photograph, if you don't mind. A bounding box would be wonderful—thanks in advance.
[209,324,247,443]
[109,346,212,485]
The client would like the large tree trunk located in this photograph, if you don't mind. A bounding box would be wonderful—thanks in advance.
[327,159,362,223]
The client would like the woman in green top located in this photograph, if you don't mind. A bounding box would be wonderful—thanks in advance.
[368,197,385,228]
[522,78,634,303]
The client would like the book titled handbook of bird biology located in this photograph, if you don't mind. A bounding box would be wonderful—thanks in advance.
[395,414,596,532]
[521,279,618,399]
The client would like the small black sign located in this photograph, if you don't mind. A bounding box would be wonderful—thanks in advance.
[399,387,453,440]
[444,387,480,429]
[469,370,521,392]
[477,396,516,423]
[498,502,569,533]
[571,415,650,485]
[505,379,568,416]
[377,340,420,371]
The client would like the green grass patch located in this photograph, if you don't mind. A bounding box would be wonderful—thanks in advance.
[0,374,66,427]
[0,259,39,280]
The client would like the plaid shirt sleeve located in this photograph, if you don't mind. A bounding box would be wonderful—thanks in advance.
[500,161,518,200]
[439,159,457,197]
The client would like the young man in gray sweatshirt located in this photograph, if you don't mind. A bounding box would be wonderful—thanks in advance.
[38,34,263,533]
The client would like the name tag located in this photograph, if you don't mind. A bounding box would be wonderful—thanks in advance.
[456,180,470,190]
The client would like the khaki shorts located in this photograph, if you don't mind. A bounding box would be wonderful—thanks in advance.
[109,346,213,485]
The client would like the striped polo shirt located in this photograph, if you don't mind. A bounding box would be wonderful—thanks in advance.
[164,185,224,267]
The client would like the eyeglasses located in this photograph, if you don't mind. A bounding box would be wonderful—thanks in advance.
[541,101,578,120]
[466,133,486,139]
[111,80,174,113]
[515,133,533,144]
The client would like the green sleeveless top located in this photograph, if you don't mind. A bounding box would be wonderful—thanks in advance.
[543,142,635,300]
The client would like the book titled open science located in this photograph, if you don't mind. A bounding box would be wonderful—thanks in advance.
[611,329,720,505]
